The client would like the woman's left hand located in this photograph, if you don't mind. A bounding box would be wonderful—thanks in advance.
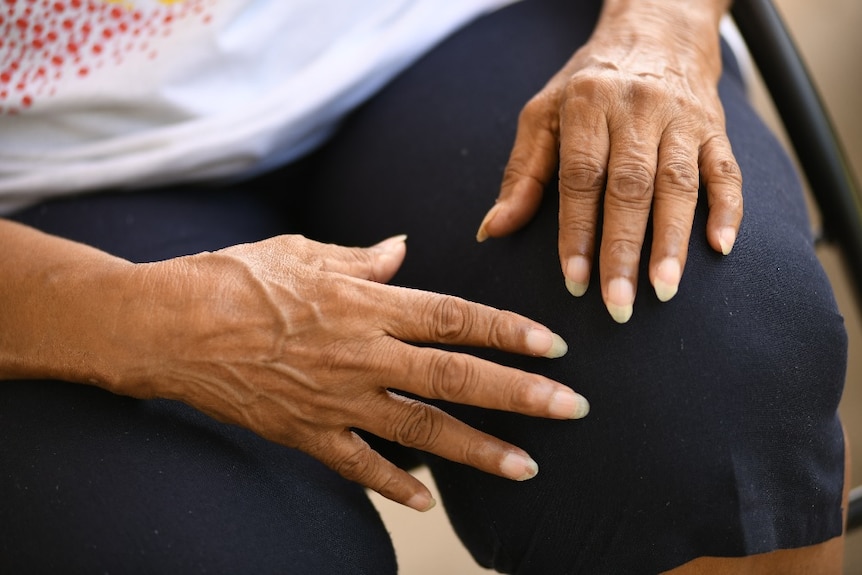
[477,0,743,323]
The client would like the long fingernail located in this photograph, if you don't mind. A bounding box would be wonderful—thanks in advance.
[606,278,634,324]
[564,256,590,297]
[476,204,503,242]
[500,452,539,481]
[371,234,408,253]
[526,329,568,358]
[406,492,437,512]
[718,227,736,255]
[549,388,590,419]
[654,258,681,303]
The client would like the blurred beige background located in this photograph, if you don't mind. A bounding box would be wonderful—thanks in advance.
[371,1,862,573]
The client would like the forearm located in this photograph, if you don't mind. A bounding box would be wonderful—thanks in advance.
[0,218,135,390]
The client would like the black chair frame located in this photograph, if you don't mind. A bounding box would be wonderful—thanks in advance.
[731,0,862,533]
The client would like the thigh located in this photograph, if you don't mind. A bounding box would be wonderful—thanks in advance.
[1,183,397,574]
[299,1,847,573]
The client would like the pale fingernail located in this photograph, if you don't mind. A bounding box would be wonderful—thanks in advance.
[371,234,408,253]
[406,492,437,512]
[606,277,634,324]
[564,256,590,297]
[500,452,539,481]
[718,227,736,255]
[654,258,681,303]
[526,329,568,358]
[549,388,590,419]
[476,204,502,242]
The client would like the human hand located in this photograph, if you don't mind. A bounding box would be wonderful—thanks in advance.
[477,1,743,323]
[115,235,586,511]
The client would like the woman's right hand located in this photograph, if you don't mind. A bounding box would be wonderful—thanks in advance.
[109,234,587,510]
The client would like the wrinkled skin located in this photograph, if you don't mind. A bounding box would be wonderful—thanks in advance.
[478,0,743,323]
[0,225,584,511]
[121,235,589,510]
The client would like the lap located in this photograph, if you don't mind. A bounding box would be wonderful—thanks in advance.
[1,0,847,572]
[298,0,847,572]
[0,381,396,575]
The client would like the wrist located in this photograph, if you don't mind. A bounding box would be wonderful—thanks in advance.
[592,0,728,76]
[0,220,156,396]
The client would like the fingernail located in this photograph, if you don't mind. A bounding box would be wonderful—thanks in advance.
[654,258,681,303]
[500,452,539,481]
[476,204,502,242]
[526,329,568,358]
[406,492,437,512]
[371,234,408,253]
[564,256,590,297]
[719,227,736,255]
[549,388,590,419]
[606,277,634,324]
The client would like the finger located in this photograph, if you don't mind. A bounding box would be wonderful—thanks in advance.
[389,342,589,420]
[557,78,611,298]
[316,429,437,512]
[382,288,568,359]
[599,117,661,323]
[649,129,700,302]
[700,133,743,255]
[310,234,408,283]
[477,93,559,241]
[367,393,542,483]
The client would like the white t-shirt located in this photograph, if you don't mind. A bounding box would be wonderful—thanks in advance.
[0,0,518,214]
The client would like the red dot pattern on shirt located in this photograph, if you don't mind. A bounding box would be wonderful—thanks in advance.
[0,0,215,114]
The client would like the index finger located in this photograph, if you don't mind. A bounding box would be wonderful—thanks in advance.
[381,287,568,359]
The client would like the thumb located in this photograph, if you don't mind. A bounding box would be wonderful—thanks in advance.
[334,234,407,283]
[477,96,559,241]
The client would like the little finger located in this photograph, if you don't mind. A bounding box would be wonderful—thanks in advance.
[700,134,744,255]
[315,429,436,512]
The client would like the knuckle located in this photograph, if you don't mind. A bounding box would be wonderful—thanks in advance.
[373,473,405,502]
[390,404,441,450]
[564,73,612,102]
[317,339,391,383]
[426,352,476,400]
[518,89,559,133]
[559,156,607,196]
[331,445,374,482]
[428,296,474,341]
[658,156,700,193]
[714,157,743,185]
[501,162,549,195]
[621,78,664,106]
[520,92,556,126]
[608,162,655,204]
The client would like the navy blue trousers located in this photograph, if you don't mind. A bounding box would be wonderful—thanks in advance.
[1,0,847,573]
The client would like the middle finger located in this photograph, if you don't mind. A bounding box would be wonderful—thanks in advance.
[385,341,589,421]
[599,107,663,323]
